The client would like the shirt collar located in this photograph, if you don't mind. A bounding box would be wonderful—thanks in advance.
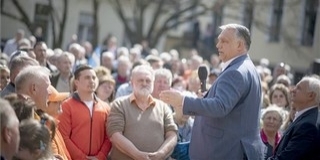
[294,105,318,121]
[221,55,242,71]
[129,93,156,107]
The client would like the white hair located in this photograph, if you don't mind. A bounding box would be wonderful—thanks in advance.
[131,65,155,81]
[102,51,115,60]
[117,47,129,57]
[154,68,173,85]
[261,105,286,124]
[159,52,172,63]
[68,43,82,52]
[302,76,320,104]
[15,66,50,93]
[58,51,75,64]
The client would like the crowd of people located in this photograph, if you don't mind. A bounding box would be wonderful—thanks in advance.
[1,23,320,160]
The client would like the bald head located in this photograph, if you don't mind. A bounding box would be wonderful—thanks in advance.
[0,98,20,160]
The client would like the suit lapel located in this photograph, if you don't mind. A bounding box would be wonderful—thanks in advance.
[274,107,318,153]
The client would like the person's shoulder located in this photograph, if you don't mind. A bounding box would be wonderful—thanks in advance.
[111,95,130,106]
[5,38,15,44]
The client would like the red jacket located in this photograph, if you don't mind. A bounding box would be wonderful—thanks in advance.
[58,93,111,160]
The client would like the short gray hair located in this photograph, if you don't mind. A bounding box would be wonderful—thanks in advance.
[154,68,173,85]
[0,98,17,128]
[15,66,50,93]
[302,76,320,104]
[131,65,154,81]
[220,24,251,50]
[261,105,286,124]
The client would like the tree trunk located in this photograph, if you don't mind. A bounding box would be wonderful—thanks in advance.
[92,0,99,49]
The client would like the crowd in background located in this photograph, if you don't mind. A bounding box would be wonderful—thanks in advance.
[1,27,320,160]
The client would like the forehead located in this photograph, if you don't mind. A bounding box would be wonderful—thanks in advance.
[297,80,308,88]
[273,90,284,94]
[218,28,236,39]
[133,71,153,79]
[79,69,96,77]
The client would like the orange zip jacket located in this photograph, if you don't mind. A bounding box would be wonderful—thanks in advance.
[58,93,111,160]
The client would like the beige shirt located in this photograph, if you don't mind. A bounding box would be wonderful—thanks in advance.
[107,94,178,160]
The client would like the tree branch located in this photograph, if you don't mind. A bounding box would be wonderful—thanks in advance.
[146,0,165,40]
[151,6,208,47]
[1,10,22,21]
[160,1,199,32]
[12,0,33,31]
[108,0,135,42]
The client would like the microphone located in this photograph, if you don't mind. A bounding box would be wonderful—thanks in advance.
[198,66,208,93]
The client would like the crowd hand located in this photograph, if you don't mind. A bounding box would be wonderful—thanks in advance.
[148,151,166,160]
[86,156,98,160]
[159,89,183,108]
[53,154,63,160]
[133,151,152,160]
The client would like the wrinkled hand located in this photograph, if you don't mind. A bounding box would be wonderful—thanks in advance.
[148,151,166,160]
[86,156,98,160]
[134,151,152,160]
[159,89,184,108]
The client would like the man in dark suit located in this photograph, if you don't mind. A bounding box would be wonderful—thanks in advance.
[269,76,320,160]
[160,24,265,159]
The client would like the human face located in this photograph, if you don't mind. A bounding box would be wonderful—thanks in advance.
[75,69,97,93]
[102,57,113,70]
[32,76,51,110]
[271,90,287,108]
[291,80,312,111]
[132,71,154,97]
[46,101,62,118]
[152,76,170,98]
[262,111,282,133]
[34,43,47,65]
[216,29,240,62]
[117,62,129,77]
[0,70,10,89]
[96,82,115,101]
[58,56,72,74]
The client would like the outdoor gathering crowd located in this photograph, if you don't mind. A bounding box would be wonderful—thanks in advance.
[1,23,320,160]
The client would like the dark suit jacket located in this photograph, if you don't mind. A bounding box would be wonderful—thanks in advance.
[270,107,320,160]
[183,54,265,159]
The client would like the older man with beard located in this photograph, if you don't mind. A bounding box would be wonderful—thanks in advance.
[107,65,177,160]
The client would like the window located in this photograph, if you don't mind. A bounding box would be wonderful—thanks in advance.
[242,0,254,31]
[77,12,94,43]
[269,0,284,42]
[301,0,318,46]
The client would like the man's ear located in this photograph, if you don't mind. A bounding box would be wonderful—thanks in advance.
[308,92,316,100]
[28,83,36,95]
[2,127,12,143]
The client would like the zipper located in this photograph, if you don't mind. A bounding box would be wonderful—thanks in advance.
[89,116,93,155]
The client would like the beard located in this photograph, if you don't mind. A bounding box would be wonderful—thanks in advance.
[135,86,153,96]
